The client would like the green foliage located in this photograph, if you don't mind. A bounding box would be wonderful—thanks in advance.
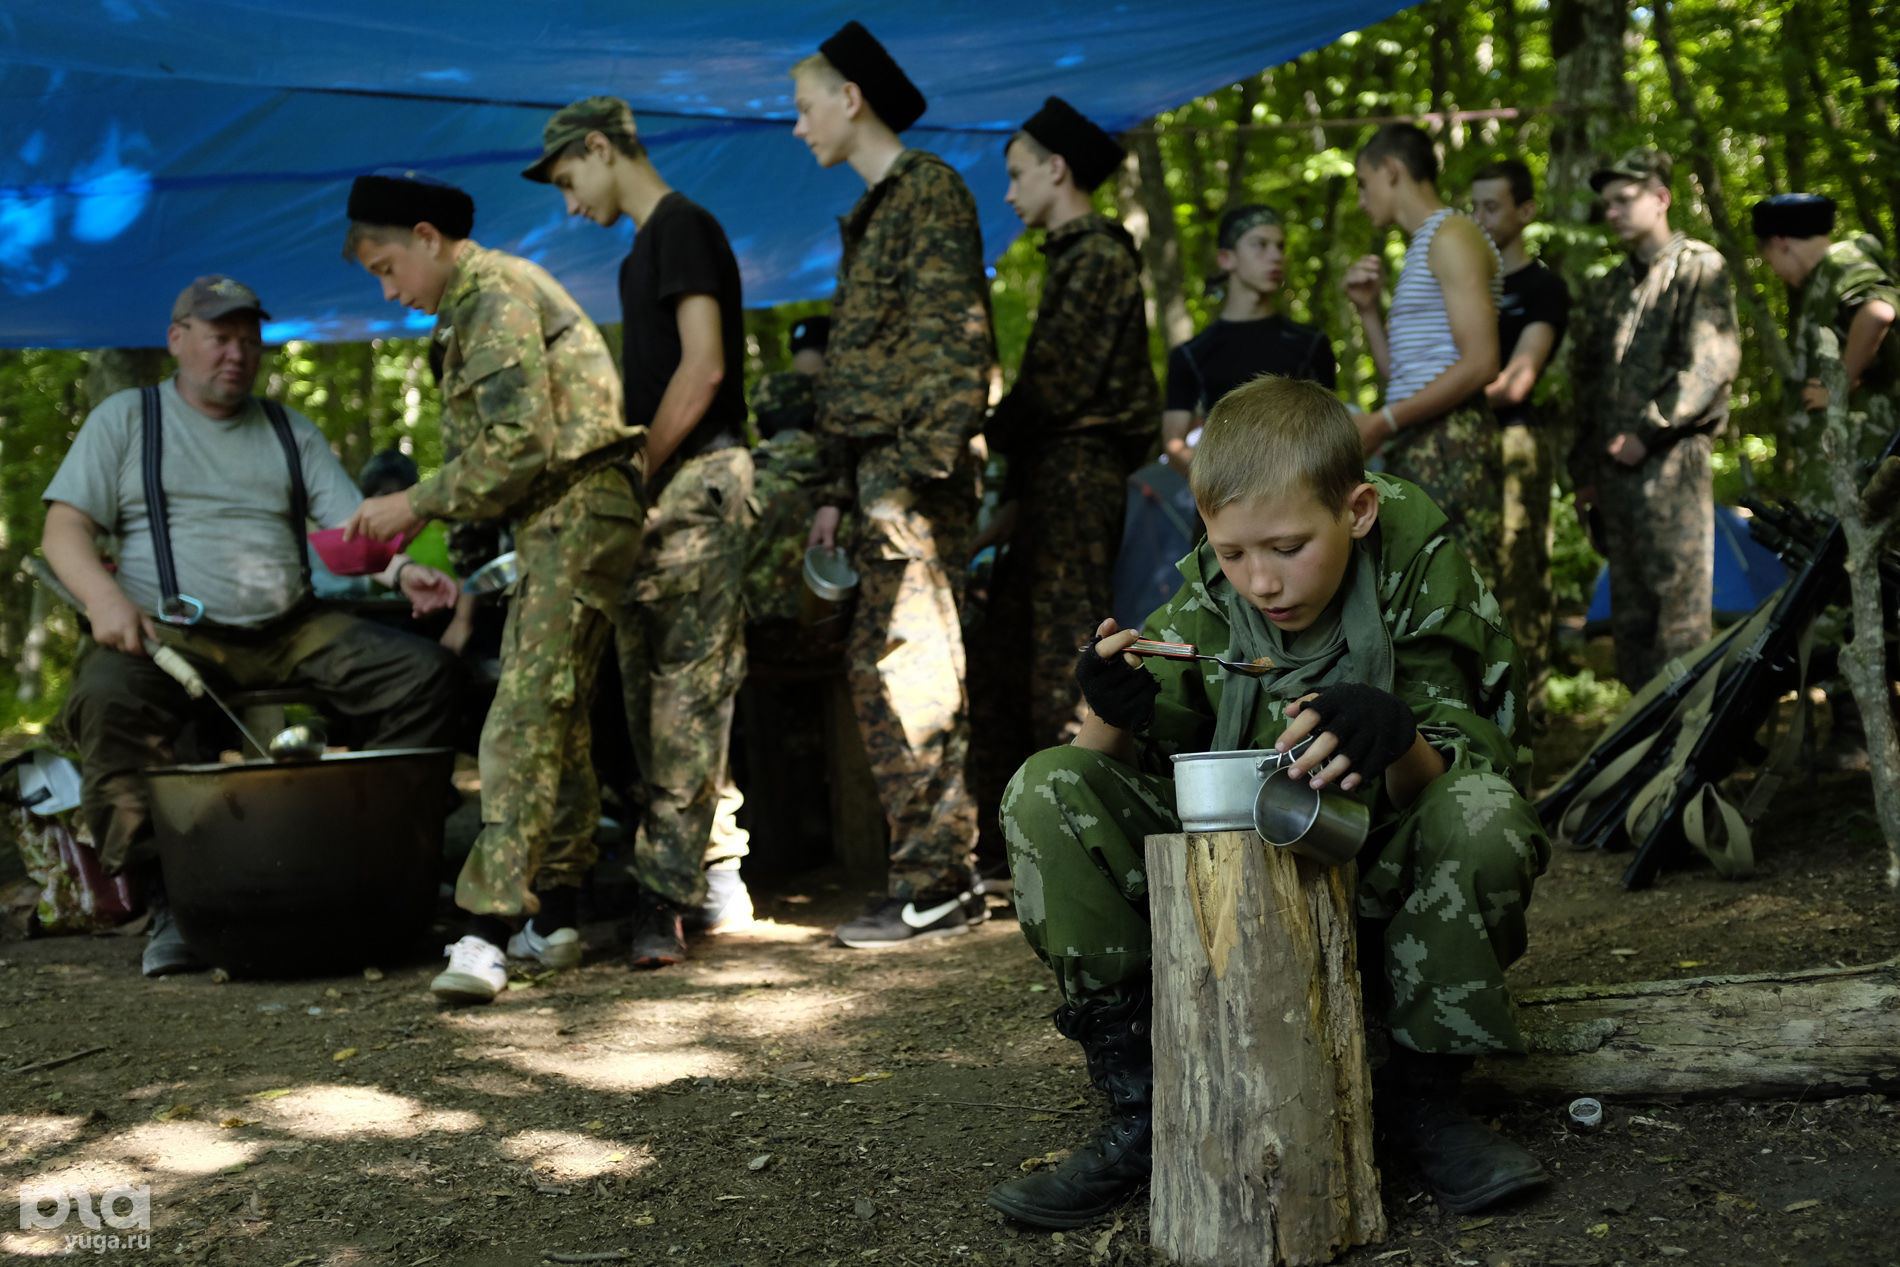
[1546,667,1633,725]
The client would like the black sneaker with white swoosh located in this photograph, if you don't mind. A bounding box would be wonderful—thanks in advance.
[833,886,987,949]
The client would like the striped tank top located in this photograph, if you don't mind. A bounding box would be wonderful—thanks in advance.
[1385,207,1503,408]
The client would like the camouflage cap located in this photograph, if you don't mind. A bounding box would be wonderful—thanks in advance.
[1590,147,1673,195]
[170,275,270,323]
[523,96,639,183]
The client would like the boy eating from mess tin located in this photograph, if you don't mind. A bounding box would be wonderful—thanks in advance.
[988,374,1551,1229]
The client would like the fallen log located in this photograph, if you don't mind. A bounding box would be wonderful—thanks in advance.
[1470,958,1900,1102]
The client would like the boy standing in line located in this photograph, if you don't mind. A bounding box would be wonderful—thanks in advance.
[790,21,997,947]
[524,98,756,968]
[1469,159,1570,727]
[341,171,644,1003]
[968,96,1159,882]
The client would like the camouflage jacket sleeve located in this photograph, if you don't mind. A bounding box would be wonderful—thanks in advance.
[1637,248,1741,447]
[884,161,994,483]
[988,226,1147,453]
[408,291,555,522]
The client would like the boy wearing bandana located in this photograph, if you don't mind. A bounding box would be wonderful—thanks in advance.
[989,376,1550,1228]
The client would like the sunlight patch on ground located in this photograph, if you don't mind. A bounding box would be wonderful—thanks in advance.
[0,1113,87,1154]
[495,1128,655,1180]
[1,1231,72,1258]
[80,1122,261,1177]
[252,1084,483,1140]
[463,1041,743,1092]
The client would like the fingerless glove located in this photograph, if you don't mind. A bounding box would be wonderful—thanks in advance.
[1299,683,1417,780]
[1074,640,1160,732]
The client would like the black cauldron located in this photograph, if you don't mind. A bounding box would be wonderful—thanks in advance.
[146,748,454,976]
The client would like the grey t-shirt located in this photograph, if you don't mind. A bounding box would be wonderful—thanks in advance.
[43,379,362,627]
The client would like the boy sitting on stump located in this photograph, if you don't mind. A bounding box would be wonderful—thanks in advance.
[990,375,1551,1228]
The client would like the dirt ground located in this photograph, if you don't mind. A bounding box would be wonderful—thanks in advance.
[3,708,1897,1267]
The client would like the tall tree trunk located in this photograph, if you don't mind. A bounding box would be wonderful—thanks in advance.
[81,347,165,414]
[1777,6,1810,193]
[1546,0,1630,229]
[1653,0,1794,382]
[1129,125,1193,349]
[1790,3,1889,243]
[1844,2,1900,244]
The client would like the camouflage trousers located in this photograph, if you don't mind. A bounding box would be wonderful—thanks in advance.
[968,438,1129,859]
[1000,745,1548,1055]
[845,458,979,899]
[1594,432,1713,690]
[618,446,753,908]
[1381,400,1504,594]
[1498,424,1556,724]
[457,468,643,917]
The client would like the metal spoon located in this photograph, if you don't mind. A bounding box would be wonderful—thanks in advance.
[1083,638,1276,678]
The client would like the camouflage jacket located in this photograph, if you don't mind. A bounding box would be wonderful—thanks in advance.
[409,242,637,523]
[743,428,850,624]
[986,213,1157,462]
[1569,232,1740,484]
[1135,474,1523,798]
[1785,235,1900,503]
[816,149,995,505]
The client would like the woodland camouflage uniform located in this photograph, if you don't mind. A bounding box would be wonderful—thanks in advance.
[1002,475,1548,1055]
[1379,400,1503,595]
[408,242,644,919]
[1569,232,1741,689]
[969,212,1158,856]
[817,148,995,900]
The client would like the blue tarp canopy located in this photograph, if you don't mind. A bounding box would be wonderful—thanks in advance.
[2,2,1406,348]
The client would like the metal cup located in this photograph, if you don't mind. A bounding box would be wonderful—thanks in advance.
[1252,768,1370,866]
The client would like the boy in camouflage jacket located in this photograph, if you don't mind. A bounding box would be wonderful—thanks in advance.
[989,376,1550,1229]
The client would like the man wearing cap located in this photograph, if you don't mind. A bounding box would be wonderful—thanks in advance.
[1569,147,1740,689]
[1163,203,1337,472]
[1752,193,1898,505]
[789,21,997,947]
[340,170,644,1003]
[968,97,1158,877]
[42,275,463,977]
[523,97,756,968]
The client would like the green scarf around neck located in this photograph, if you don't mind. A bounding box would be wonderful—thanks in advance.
[1208,532,1394,751]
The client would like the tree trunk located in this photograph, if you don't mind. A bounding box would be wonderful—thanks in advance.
[1468,958,1900,1101]
[1653,0,1795,383]
[1844,2,1900,244]
[1545,0,1629,229]
[1816,355,1900,888]
[1777,6,1810,193]
[1129,126,1193,350]
[82,347,165,414]
[1790,5,1890,244]
[1146,831,1384,1267]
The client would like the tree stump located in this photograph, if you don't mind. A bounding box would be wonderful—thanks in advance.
[1145,830,1384,1267]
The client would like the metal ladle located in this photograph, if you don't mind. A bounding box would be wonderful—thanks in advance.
[142,638,274,759]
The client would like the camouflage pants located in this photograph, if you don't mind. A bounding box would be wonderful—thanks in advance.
[1381,400,1504,594]
[968,439,1128,858]
[1595,432,1713,690]
[1498,424,1555,723]
[1000,745,1548,1055]
[457,468,643,917]
[61,608,461,872]
[845,457,978,899]
[618,446,753,908]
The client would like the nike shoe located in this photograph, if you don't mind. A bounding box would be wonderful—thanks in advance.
[431,934,508,1004]
[833,887,987,949]
[506,920,583,970]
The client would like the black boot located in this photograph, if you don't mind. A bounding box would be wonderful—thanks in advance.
[1384,1050,1548,1215]
[988,988,1152,1229]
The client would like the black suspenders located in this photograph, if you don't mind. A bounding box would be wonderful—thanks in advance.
[138,386,311,625]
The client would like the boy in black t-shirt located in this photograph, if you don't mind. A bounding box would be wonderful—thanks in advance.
[525,96,756,968]
[1470,158,1570,726]
[1162,204,1336,473]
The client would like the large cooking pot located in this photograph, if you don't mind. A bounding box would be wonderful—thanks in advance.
[145,748,455,976]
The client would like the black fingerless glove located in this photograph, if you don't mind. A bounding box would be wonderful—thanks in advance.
[1075,639,1160,732]
[1300,683,1418,781]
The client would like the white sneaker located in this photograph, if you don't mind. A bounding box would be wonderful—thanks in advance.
[431,935,507,1003]
[506,921,583,970]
